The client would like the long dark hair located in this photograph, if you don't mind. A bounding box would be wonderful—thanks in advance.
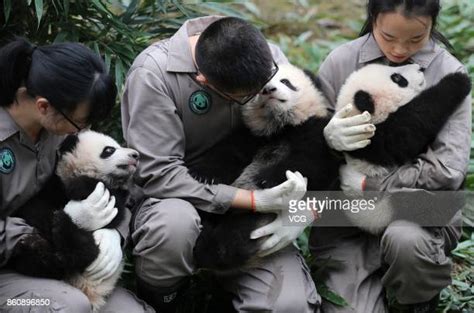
[360,0,453,51]
[0,37,115,124]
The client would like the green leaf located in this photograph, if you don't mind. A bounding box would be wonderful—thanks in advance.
[242,2,260,17]
[91,0,108,13]
[64,0,70,17]
[53,31,69,43]
[105,52,112,72]
[452,279,471,291]
[34,0,44,27]
[122,0,139,23]
[198,2,247,18]
[3,0,11,23]
[114,58,125,91]
[92,42,100,55]
[316,281,349,307]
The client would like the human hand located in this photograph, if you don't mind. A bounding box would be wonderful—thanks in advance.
[250,210,312,257]
[64,182,117,231]
[84,229,122,282]
[253,171,307,213]
[324,103,375,151]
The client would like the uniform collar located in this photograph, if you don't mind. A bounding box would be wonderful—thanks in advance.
[358,33,441,68]
[0,106,53,149]
[167,15,225,73]
[0,107,20,142]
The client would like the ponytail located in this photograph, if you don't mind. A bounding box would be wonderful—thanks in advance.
[0,38,115,122]
[0,37,36,107]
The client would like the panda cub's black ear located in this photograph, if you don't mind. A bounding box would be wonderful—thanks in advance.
[354,90,375,114]
[59,134,79,156]
[303,69,323,89]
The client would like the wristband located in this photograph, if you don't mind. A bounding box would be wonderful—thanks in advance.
[311,208,320,220]
[361,176,367,191]
[250,191,256,213]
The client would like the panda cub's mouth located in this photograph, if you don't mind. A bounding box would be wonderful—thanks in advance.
[261,97,287,108]
[116,160,138,171]
[269,96,287,103]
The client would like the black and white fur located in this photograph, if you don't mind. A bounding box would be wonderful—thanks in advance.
[9,130,140,312]
[192,64,340,272]
[336,63,471,234]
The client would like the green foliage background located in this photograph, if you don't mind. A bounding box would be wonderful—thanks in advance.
[1,0,473,312]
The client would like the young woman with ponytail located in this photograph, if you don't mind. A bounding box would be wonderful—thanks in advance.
[312,0,471,312]
[0,38,153,312]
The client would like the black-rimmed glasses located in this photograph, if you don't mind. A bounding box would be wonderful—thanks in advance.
[54,107,85,132]
[200,60,279,106]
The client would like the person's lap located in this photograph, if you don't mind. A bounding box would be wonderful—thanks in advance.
[0,269,154,312]
[133,197,320,312]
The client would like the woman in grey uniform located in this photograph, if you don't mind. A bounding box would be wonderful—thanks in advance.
[313,0,471,312]
[0,38,153,312]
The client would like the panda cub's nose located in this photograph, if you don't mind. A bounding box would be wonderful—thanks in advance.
[262,86,276,95]
[129,151,139,160]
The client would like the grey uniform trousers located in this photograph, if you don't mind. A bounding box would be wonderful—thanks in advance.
[0,270,154,312]
[131,198,320,313]
[309,218,461,313]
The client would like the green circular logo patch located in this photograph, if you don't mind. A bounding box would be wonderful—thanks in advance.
[189,90,211,115]
[0,148,15,174]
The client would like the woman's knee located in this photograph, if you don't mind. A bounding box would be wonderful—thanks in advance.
[56,287,92,313]
[382,220,433,264]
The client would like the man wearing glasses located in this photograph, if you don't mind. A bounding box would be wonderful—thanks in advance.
[122,16,320,313]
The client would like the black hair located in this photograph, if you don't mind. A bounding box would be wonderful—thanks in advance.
[195,17,273,94]
[0,37,116,124]
[360,0,453,51]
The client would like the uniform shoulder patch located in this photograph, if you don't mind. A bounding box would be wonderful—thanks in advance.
[0,147,15,174]
[189,90,212,115]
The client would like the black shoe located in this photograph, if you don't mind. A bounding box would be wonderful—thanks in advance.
[136,277,190,313]
[407,294,439,313]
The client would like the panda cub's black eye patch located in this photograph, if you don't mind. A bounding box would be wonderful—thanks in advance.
[280,79,298,91]
[391,73,408,87]
[100,146,116,159]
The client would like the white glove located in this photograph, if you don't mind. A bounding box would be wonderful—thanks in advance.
[250,210,314,257]
[64,182,117,231]
[324,103,375,151]
[85,229,122,282]
[253,171,307,213]
[339,164,366,195]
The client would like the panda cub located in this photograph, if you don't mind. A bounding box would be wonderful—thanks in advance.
[336,63,471,234]
[193,64,340,272]
[9,130,140,312]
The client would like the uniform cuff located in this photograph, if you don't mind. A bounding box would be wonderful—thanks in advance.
[364,176,381,191]
[0,217,36,267]
[212,184,239,214]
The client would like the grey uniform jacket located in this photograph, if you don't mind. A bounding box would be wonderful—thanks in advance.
[0,107,60,267]
[121,16,288,214]
[0,107,130,268]
[318,34,472,191]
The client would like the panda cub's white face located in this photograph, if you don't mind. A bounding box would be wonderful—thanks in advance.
[336,63,426,124]
[56,131,139,188]
[242,63,328,137]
